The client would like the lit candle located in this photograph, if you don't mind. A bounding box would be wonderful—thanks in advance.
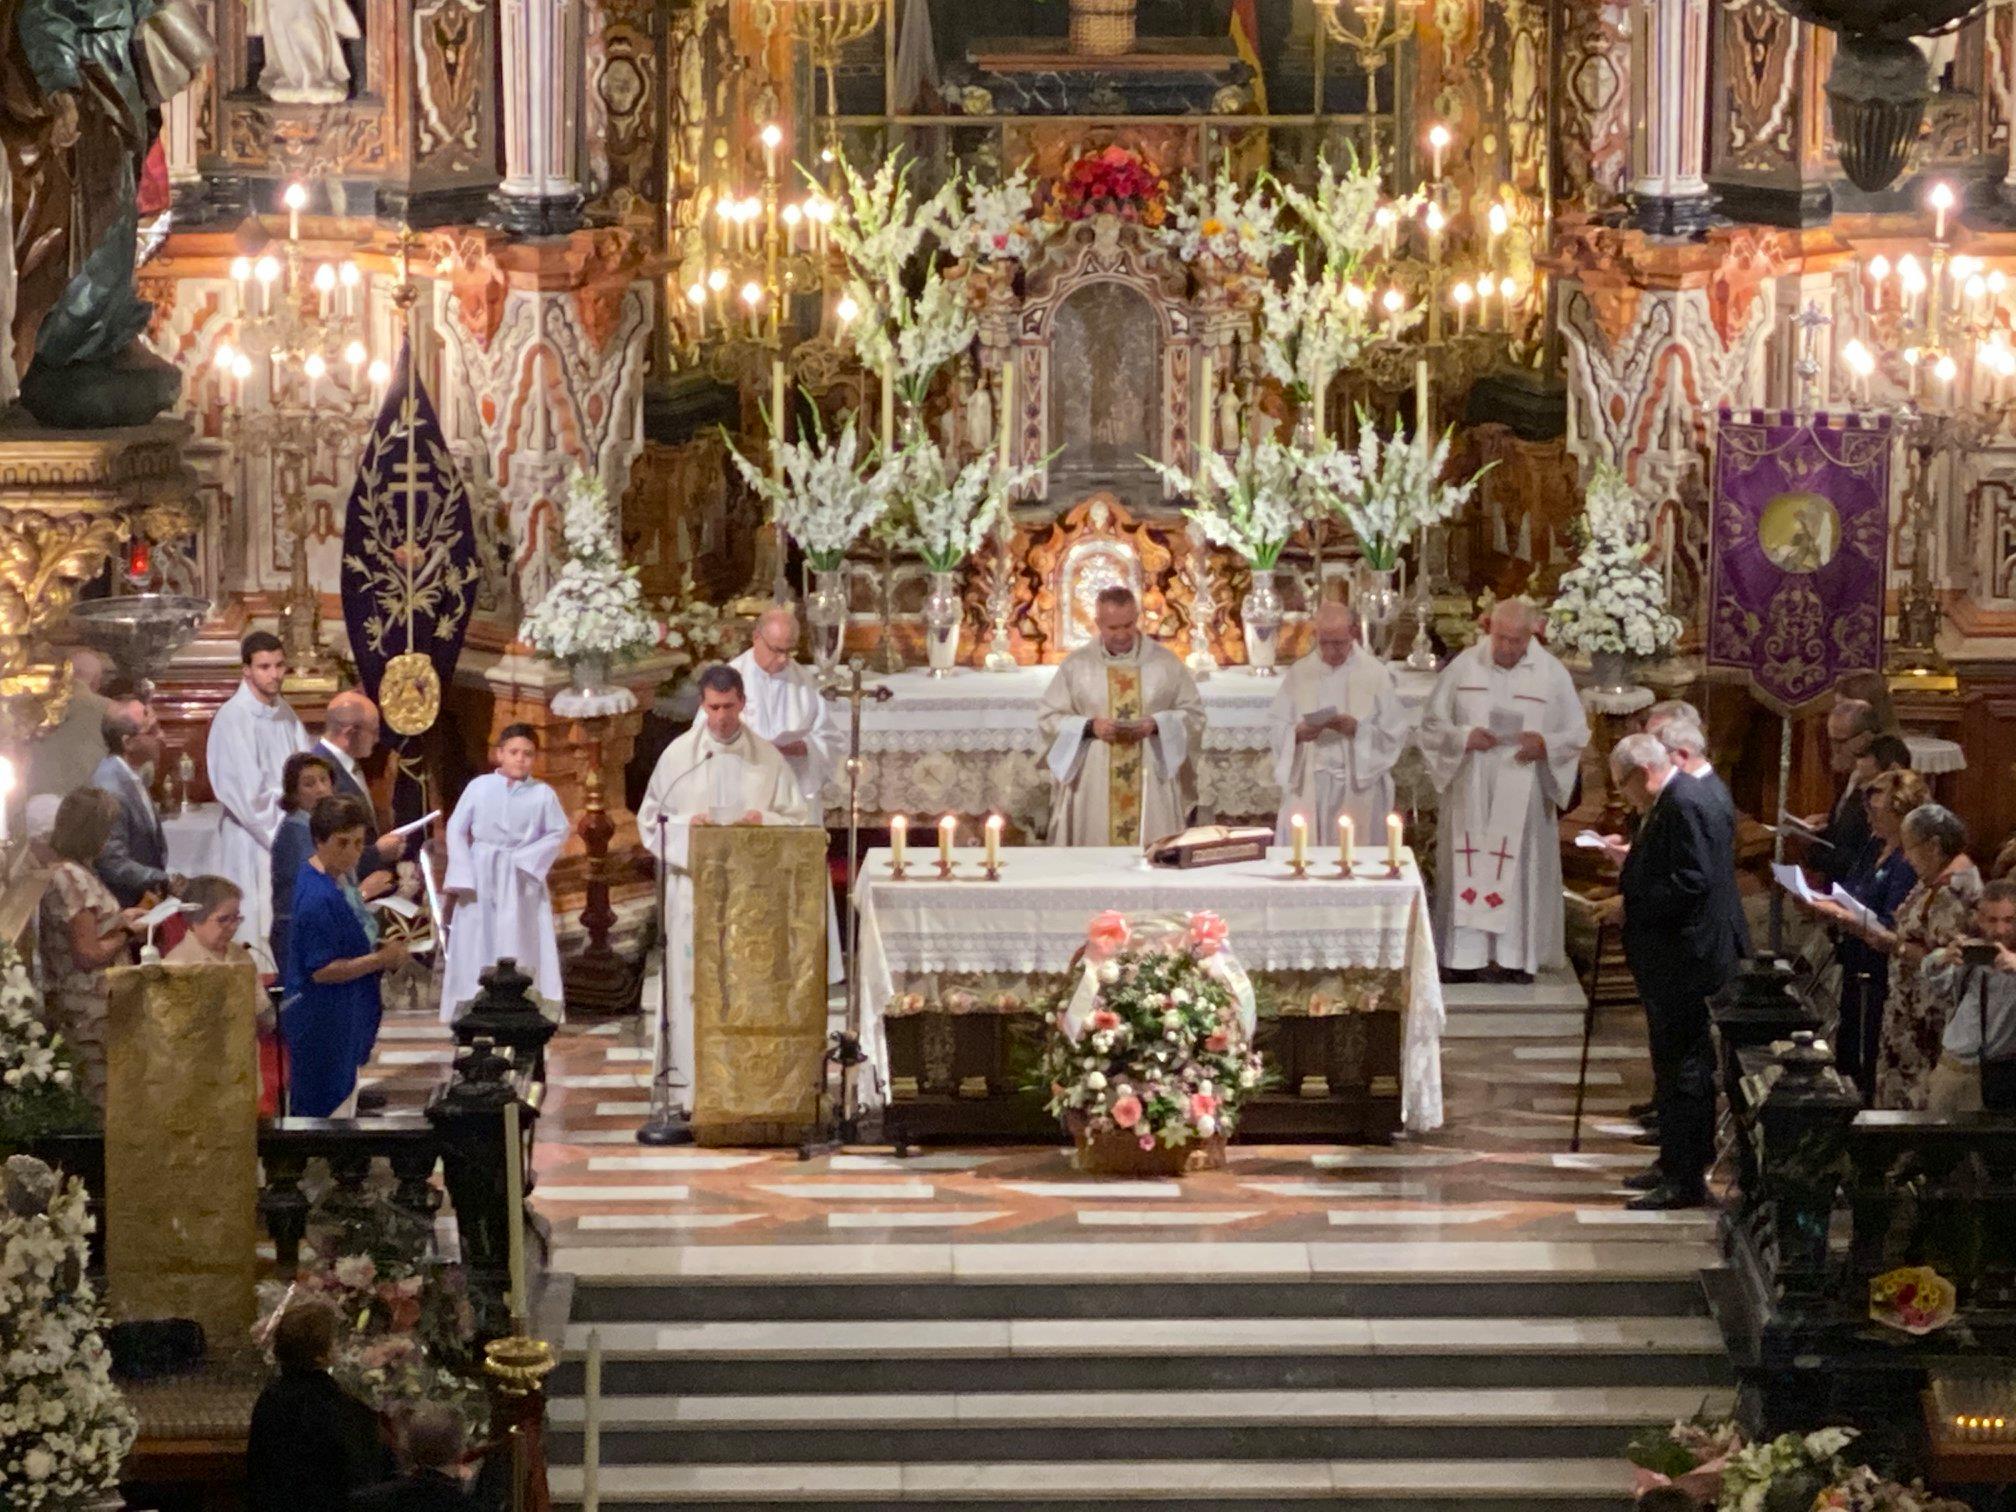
[231,255,251,309]
[1338,813,1353,867]
[687,281,707,339]
[283,181,307,242]
[1198,350,1214,454]
[939,814,956,869]
[339,259,361,320]
[1291,813,1307,870]
[367,356,391,395]
[1930,181,1954,243]
[1865,254,1890,314]
[1375,205,1397,257]
[1414,359,1431,437]
[344,338,366,387]
[1427,123,1451,181]
[985,814,1002,871]
[741,280,763,337]
[999,358,1016,471]
[1486,202,1508,264]
[1424,202,1445,264]
[312,261,336,319]
[761,123,783,181]
[891,815,908,870]
[708,266,729,325]
[1452,280,1472,333]
[303,350,326,405]
[1387,813,1404,870]
[254,254,280,315]
[503,1097,527,1325]
[781,200,803,252]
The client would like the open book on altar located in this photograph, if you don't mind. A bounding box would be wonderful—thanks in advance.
[1147,825,1274,869]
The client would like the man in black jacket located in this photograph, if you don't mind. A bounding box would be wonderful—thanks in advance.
[353,1403,499,1512]
[1607,733,1746,1210]
[247,1301,394,1512]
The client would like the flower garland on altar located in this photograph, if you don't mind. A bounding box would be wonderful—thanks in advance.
[1325,415,1490,572]
[517,470,660,666]
[1546,462,1683,659]
[728,407,902,571]
[0,948,95,1145]
[1041,912,1264,1151]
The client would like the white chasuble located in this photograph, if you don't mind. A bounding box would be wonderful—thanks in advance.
[1036,639,1205,848]
[206,681,312,966]
[637,726,817,1110]
[1267,647,1408,845]
[440,774,570,1023]
[1418,640,1589,972]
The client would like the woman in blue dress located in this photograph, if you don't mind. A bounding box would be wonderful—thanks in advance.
[269,751,336,973]
[281,795,409,1117]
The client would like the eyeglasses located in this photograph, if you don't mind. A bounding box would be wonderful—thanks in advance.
[212,911,244,929]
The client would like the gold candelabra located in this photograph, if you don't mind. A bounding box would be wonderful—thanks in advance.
[214,183,387,692]
[779,0,883,123]
[1313,0,1421,115]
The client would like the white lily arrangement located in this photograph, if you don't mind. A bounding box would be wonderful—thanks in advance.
[1546,462,1683,658]
[728,408,902,571]
[880,435,1043,573]
[946,165,1052,264]
[518,471,661,665]
[1271,147,1425,277]
[847,269,979,408]
[1146,433,1344,571]
[1164,164,1283,270]
[1257,265,1397,403]
[1327,414,1491,571]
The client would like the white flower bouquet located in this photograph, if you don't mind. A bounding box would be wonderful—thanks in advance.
[1326,415,1490,571]
[1257,264,1403,403]
[0,947,94,1143]
[847,267,979,408]
[1164,165,1283,271]
[1145,431,1342,570]
[1,1158,136,1512]
[728,408,902,571]
[518,470,661,665]
[1546,462,1683,658]
[946,165,1052,264]
[1271,146,1424,277]
[880,434,1042,573]
[828,153,975,407]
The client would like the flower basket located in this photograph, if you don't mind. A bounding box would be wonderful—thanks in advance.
[1070,1114,1227,1175]
[1069,0,1137,55]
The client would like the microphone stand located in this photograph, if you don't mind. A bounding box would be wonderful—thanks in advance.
[638,812,693,1145]
[800,657,891,1158]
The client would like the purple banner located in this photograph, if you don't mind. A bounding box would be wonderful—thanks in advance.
[1708,408,1891,714]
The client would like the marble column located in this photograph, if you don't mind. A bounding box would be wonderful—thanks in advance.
[1629,0,1714,236]
[496,0,585,235]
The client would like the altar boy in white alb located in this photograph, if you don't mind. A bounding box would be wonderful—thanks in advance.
[1268,601,1409,845]
[1037,587,1205,847]
[207,630,312,961]
[1418,600,1589,980]
[637,665,812,1106]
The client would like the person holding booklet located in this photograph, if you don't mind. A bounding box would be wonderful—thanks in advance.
[1266,601,1408,849]
[439,725,568,1024]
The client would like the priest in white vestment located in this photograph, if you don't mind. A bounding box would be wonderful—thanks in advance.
[1268,601,1409,846]
[1418,600,1589,980]
[729,608,845,981]
[206,632,312,965]
[637,665,814,1111]
[1036,587,1206,847]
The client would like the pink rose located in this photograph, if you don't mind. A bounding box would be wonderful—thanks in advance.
[1204,1031,1229,1053]
[1090,1010,1120,1032]
[1086,911,1131,959]
[1190,1092,1218,1120]
[1110,1094,1144,1129]
[1187,912,1229,957]
[1139,1135,1156,1151]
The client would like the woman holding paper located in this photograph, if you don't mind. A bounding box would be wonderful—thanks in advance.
[439,725,569,1025]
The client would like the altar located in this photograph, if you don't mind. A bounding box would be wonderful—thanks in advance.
[827,663,1438,831]
[855,845,1443,1148]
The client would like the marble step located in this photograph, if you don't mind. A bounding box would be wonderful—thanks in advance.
[1440,1011,1587,1039]
[1437,971,1588,1013]
[549,1456,1637,1508]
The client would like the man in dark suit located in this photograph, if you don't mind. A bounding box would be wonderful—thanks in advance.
[1807,698,1881,883]
[313,689,406,887]
[352,1403,497,1512]
[1606,732,1746,1210]
[247,1301,393,1512]
[90,697,184,906]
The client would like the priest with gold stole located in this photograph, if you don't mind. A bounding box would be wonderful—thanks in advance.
[638,664,812,1107]
[1037,586,1205,847]
[1267,600,1408,845]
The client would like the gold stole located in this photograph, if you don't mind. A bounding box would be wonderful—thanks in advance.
[1105,663,1145,847]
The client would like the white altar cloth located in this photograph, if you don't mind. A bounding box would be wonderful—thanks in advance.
[855,844,1445,1132]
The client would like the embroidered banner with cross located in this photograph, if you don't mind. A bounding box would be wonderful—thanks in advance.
[1451,760,1536,937]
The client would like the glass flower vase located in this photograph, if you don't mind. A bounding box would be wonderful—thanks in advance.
[1241,567,1283,675]
[806,566,848,678]
[923,568,964,677]
[1354,562,1403,658]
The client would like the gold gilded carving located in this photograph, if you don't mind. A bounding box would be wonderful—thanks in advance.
[688,824,827,1145]
[380,652,443,737]
[103,962,260,1343]
[1021,494,1176,664]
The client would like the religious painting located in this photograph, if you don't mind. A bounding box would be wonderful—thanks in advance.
[1048,280,1162,506]
[1707,408,1891,713]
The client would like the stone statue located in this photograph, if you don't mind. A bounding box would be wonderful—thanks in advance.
[0,0,211,427]
[1216,379,1241,448]
[963,366,993,458]
[246,0,360,105]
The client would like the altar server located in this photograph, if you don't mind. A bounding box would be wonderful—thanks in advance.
[1268,600,1409,846]
[440,725,570,1024]
[1419,599,1589,981]
[1036,586,1205,847]
[207,632,312,964]
[637,665,811,1106]
[730,608,846,980]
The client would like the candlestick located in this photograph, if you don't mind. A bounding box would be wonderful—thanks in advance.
[1337,813,1353,872]
[1427,123,1450,181]
[1386,812,1404,872]
[503,1097,527,1325]
[890,815,908,874]
[999,359,1016,471]
[761,123,783,181]
[1414,359,1431,439]
[1198,351,1214,454]
[283,181,307,242]
[1930,181,1954,243]
[985,814,1003,877]
[771,358,789,480]
[938,813,956,874]
[1291,813,1308,873]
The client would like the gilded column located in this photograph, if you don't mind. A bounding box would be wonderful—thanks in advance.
[496,0,586,235]
[1629,0,1714,235]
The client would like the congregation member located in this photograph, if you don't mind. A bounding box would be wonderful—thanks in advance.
[1863,803,1981,1109]
[210,632,312,961]
[165,876,255,966]
[440,725,569,1024]
[1036,586,1205,847]
[27,646,111,801]
[35,788,149,1108]
[638,665,810,1099]
[1920,880,2016,1113]
[1808,768,1927,1092]
[353,1403,496,1512]
[727,608,845,978]
[1805,697,1882,883]
[1608,733,1745,1210]
[1644,701,1735,829]
[312,690,407,885]
[271,752,344,971]
[1419,599,1589,983]
[282,795,409,1118]
[246,1301,394,1512]
[1266,600,1408,847]
[91,696,181,906]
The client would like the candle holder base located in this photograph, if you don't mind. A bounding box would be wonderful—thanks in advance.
[982,862,1002,882]
[1285,861,1309,880]
[1385,863,1403,880]
[936,861,956,880]
[1334,863,1355,881]
[887,861,909,880]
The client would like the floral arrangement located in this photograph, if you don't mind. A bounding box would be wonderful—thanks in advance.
[849,272,979,409]
[0,1157,136,1511]
[1326,415,1491,572]
[1627,1414,1748,1501]
[1813,1467,1972,1512]
[946,165,1052,264]
[879,435,1043,573]
[1164,164,1282,271]
[728,409,900,571]
[1545,461,1683,659]
[1145,432,1350,571]
[1720,1426,1859,1512]
[1256,265,1402,404]
[1272,147,1423,277]
[652,571,735,678]
[1867,1265,1957,1336]
[1041,911,1264,1152]
[518,470,660,666]
[0,949,95,1145]
[826,154,974,407]
[1625,1417,1967,1512]
[1050,145,1167,226]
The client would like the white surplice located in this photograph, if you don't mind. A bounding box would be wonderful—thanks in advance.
[440,774,570,1023]
[1417,639,1589,972]
[1036,638,1206,847]
[206,681,311,966]
[636,725,816,1111]
[728,649,844,984]
[1267,646,1409,845]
